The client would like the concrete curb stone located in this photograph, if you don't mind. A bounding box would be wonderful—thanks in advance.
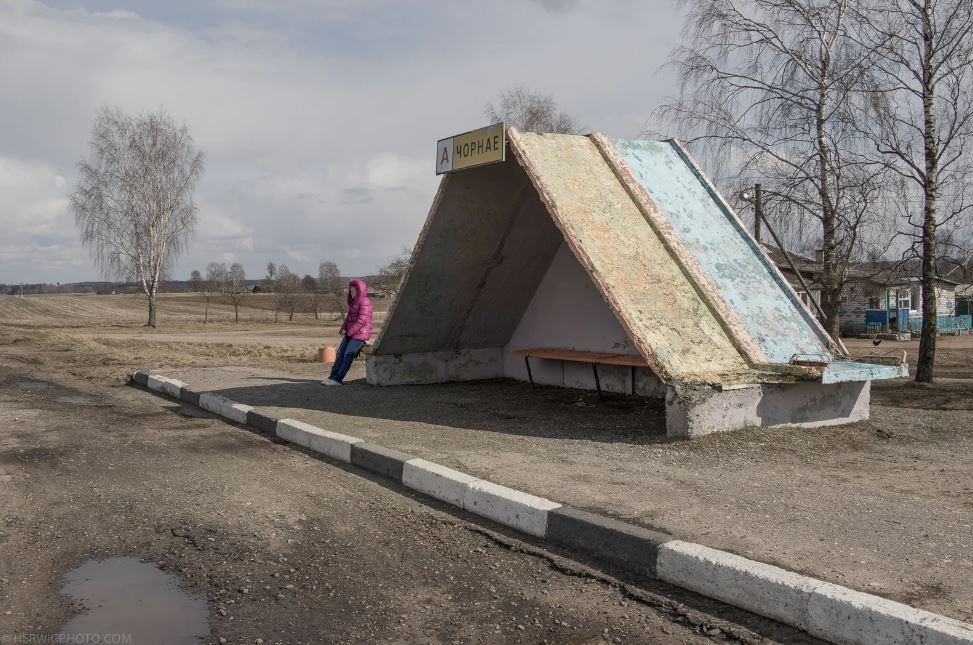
[656,540,973,645]
[403,458,480,507]
[146,374,168,394]
[276,418,363,462]
[179,387,201,406]
[246,409,278,434]
[198,392,230,416]
[222,401,253,424]
[464,479,561,539]
[546,506,671,577]
[350,442,414,481]
[160,378,186,399]
[275,418,317,449]
[131,374,973,645]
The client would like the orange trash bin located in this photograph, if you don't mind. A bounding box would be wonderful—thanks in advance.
[319,346,337,364]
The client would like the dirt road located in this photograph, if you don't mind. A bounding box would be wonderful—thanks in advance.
[0,347,815,643]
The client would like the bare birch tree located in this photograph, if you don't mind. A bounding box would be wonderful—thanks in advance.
[854,0,973,381]
[202,261,228,323]
[374,247,412,302]
[226,262,248,323]
[656,0,888,340]
[485,86,579,134]
[275,264,301,321]
[318,261,341,294]
[72,107,204,327]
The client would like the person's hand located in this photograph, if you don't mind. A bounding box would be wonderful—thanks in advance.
[339,329,346,336]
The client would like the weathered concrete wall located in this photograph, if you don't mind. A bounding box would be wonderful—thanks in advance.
[366,348,504,386]
[509,132,750,384]
[503,243,665,396]
[665,380,871,438]
[375,157,562,356]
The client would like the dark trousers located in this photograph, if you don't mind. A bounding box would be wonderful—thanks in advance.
[328,336,365,383]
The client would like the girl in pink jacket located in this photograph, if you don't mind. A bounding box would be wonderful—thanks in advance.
[322,279,373,386]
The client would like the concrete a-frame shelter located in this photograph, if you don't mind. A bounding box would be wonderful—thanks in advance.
[366,130,907,437]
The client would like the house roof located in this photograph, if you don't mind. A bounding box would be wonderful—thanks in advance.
[761,246,962,288]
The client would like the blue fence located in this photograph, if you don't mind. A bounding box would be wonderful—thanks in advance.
[907,315,972,334]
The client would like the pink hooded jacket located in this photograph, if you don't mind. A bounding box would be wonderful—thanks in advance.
[341,279,373,341]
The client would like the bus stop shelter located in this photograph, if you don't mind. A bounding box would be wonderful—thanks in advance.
[366,129,906,437]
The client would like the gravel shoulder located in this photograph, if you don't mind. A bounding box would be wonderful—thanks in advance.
[0,341,817,644]
[158,361,973,625]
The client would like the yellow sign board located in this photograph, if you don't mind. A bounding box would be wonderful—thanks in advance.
[436,123,505,175]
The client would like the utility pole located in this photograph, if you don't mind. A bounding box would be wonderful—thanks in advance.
[753,183,762,243]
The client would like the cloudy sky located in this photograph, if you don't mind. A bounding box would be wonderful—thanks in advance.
[0,0,684,283]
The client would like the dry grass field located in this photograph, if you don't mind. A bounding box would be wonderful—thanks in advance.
[0,293,388,371]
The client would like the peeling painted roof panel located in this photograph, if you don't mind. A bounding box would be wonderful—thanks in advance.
[822,361,909,384]
[612,139,833,364]
[510,132,750,383]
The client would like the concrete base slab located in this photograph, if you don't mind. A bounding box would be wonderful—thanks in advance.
[366,349,503,386]
[665,380,871,438]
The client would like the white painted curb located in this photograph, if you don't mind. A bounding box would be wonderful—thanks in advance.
[146,375,186,399]
[198,392,230,416]
[806,580,973,645]
[161,378,186,399]
[146,375,169,394]
[656,541,973,645]
[276,418,363,463]
[403,458,480,507]
[464,479,561,538]
[221,401,253,424]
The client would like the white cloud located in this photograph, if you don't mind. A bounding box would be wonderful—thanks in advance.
[0,0,684,283]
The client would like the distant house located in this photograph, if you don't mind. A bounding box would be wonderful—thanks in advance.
[761,244,961,335]
[837,270,958,335]
[942,257,973,316]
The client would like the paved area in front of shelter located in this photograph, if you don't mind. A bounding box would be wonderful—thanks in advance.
[160,364,973,625]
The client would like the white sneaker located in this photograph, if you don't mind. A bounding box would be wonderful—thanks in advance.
[321,378,342,386]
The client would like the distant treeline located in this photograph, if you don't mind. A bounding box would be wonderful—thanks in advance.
[0,280,261,296]
[0,277,383,297]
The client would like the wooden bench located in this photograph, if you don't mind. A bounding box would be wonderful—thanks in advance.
[511,347,650,395]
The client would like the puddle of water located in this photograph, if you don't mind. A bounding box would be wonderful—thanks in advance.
[59,556,208,644]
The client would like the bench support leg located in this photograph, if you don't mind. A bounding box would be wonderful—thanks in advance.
[631,365,637,396]
[524,356,535,386]
[592,363,602,395]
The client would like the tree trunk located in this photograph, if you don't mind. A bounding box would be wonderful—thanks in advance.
[815,63,842,342]
[916,0,938,383]
[234,302,239,324]
[204,298,210,324]
[147,290,157,328]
